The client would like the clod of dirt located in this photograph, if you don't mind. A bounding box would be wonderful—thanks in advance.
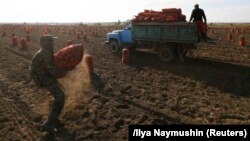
[82,111,90,118]
[100,98,109,104]
[0,116,9,122]
[116,104,129,109]
[96,125,106,131]
[114,119,125,130]
[32,115,42,122]
[137,115,149,124]
[8,127,15,131]
[151,118,170,125]
[92,95,101,100]
[75,105,85,110]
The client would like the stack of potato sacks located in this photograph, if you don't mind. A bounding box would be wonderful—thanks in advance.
[132,8,186,23]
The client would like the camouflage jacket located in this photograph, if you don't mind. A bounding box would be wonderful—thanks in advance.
[29,35,68,87]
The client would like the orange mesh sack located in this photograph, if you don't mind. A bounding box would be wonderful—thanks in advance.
[53,44,84,69]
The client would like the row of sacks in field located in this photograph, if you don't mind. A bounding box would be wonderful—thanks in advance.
[132,8,186,23]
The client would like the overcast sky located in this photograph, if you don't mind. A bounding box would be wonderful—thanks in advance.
[0,0,249,23]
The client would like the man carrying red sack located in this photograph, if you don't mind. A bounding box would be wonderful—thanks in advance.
[29,35,72,133]
[189,4,207,40]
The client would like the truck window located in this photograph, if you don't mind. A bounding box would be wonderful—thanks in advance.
[124,22,132,30]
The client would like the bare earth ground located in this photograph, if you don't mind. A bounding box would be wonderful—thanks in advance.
[0,25,250,141]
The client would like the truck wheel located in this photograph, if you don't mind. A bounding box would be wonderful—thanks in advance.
[109,40,120,54]
[158,46,176,62]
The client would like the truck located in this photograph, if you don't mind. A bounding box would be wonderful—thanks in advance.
[106,21,201,62]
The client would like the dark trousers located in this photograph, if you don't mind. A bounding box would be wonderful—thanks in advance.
[46,84,65,125]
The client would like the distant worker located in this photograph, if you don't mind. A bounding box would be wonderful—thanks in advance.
[189,4,207,40]
[29,35,71,133]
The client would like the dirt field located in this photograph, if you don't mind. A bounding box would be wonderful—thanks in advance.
[0,24,249,141]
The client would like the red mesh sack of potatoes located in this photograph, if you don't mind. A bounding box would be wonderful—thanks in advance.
[166,15,177,22]
[195,21,206,34]
[162,8,181,15]
[53,44,84,69]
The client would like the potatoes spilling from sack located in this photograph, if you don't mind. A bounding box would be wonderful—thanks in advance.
[53,44,91,110]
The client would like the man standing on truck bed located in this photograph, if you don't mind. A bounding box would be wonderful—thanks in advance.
[189,4,207,40]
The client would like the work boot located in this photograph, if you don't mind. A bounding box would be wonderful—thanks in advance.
[41,120,57,134]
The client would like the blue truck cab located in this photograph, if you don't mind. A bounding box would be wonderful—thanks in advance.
[106,23,134,54]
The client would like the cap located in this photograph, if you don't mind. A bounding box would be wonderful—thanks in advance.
[40,35,58,48]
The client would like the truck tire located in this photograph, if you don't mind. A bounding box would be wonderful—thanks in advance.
[109,40,120,54]
[158,46,176,62]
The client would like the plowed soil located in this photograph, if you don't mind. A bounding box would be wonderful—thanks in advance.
[0,24,249,141]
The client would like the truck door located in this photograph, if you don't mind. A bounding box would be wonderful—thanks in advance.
[120,29,133,44]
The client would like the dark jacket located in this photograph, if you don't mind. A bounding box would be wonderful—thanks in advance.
[189,8,207,24]
[30,36,67,87]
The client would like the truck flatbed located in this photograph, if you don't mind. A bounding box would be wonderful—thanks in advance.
[132,22,200,44]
